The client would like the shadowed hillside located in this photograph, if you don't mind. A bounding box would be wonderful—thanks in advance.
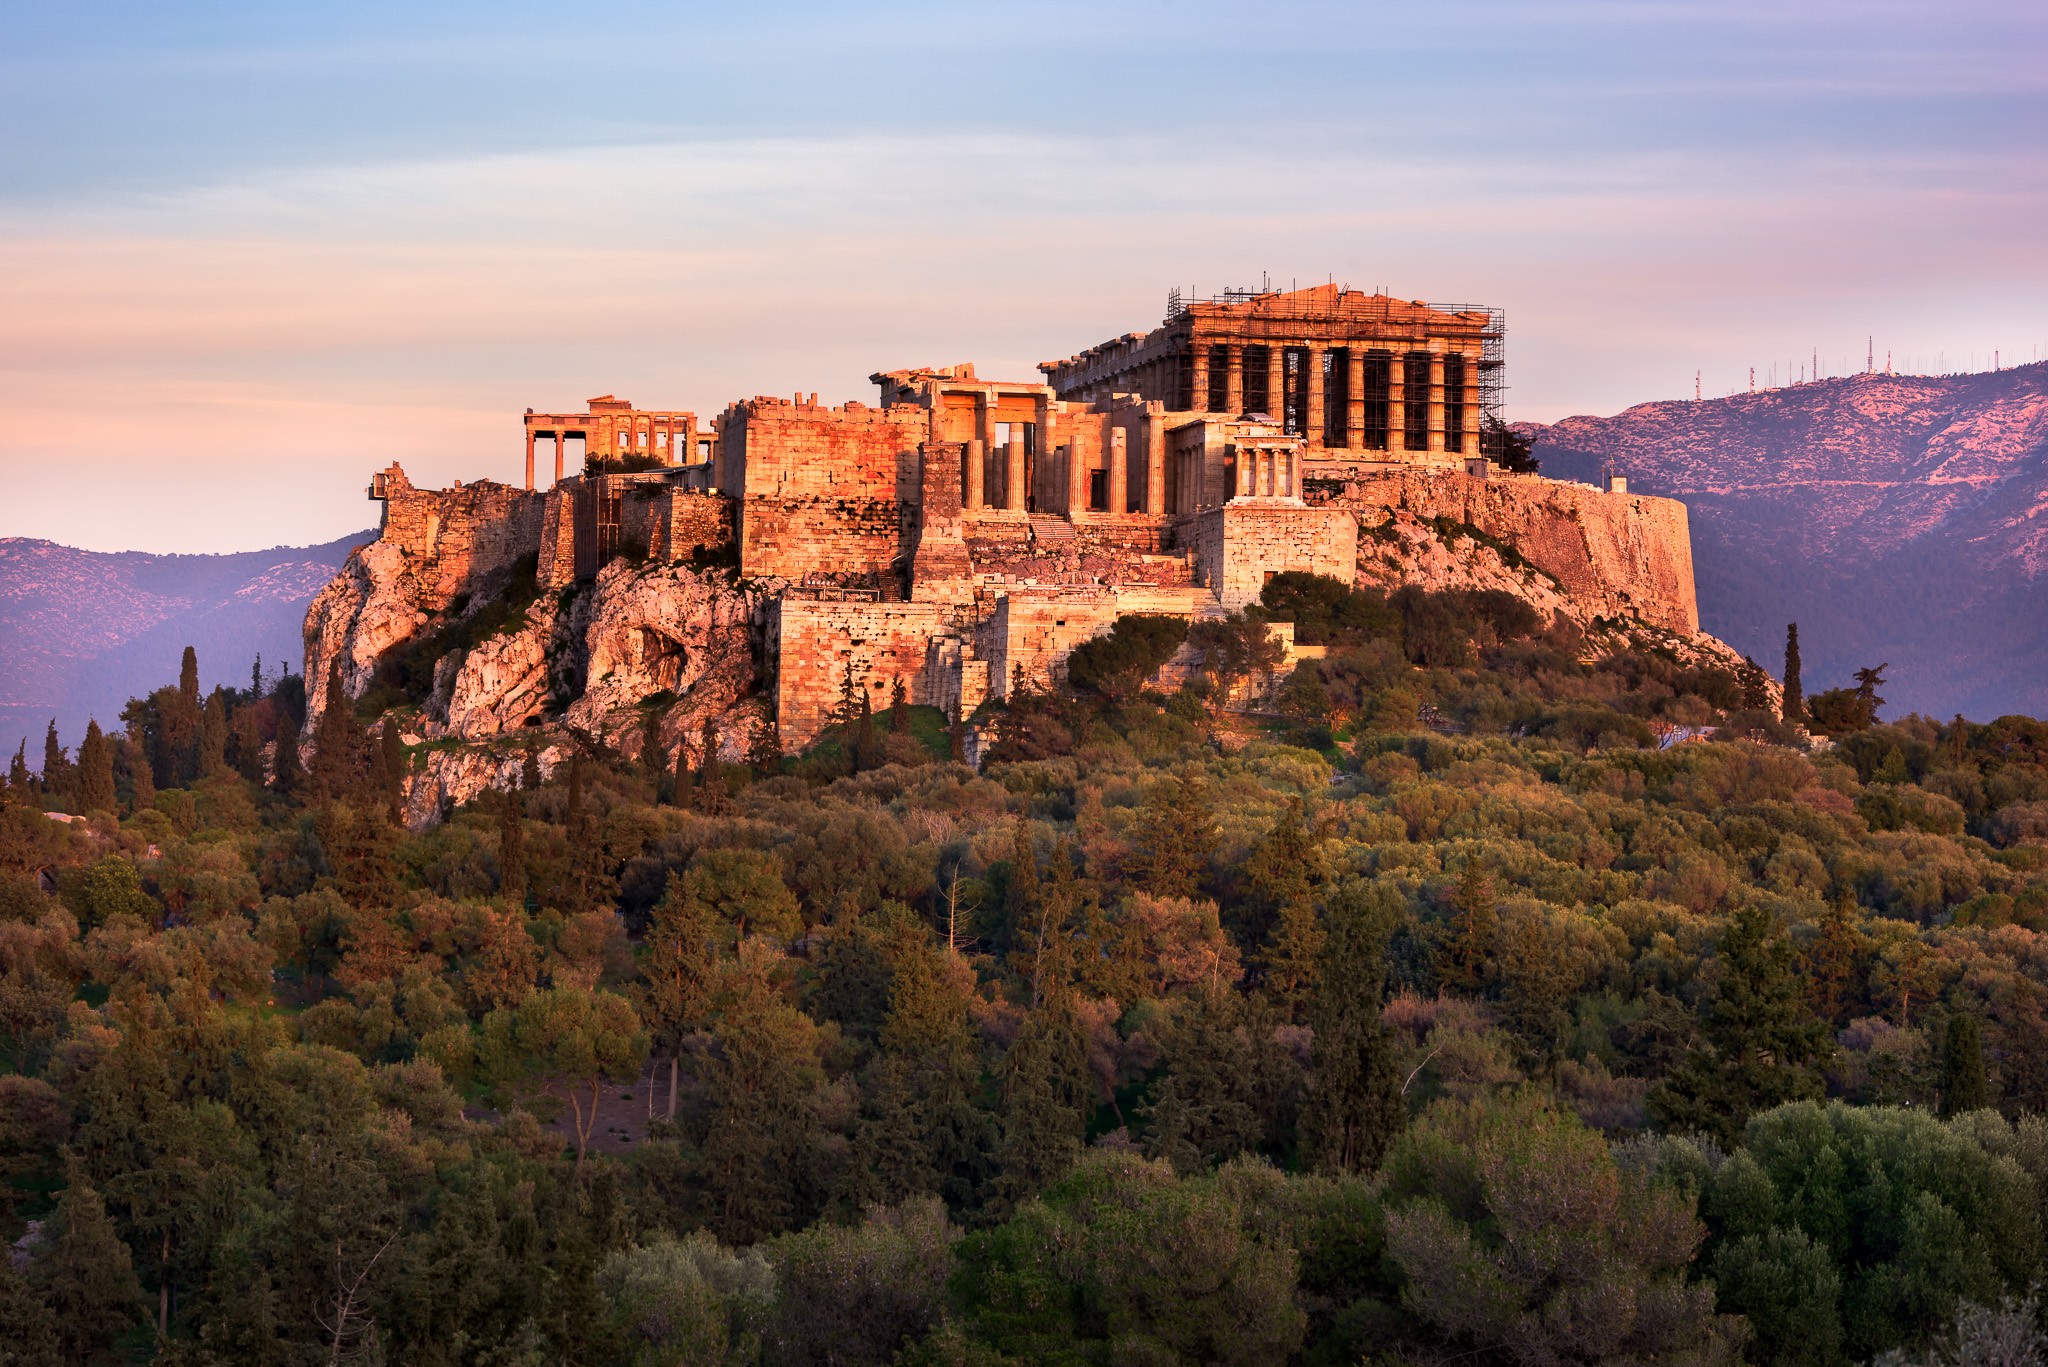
[1525,363,2048,719]
[0,531,372,765]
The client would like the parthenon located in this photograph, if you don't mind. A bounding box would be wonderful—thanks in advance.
[1040,284,1503,461]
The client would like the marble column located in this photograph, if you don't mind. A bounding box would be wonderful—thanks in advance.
[1108,428,1128,514]
[965,438,985,510]
[525,430,536,490]
[1428,350,1447,454]
[1007,425,1027,512]
[1225,344,1244,414]
[1305,345,1326,448]
[1389,358,1409,452]
[1464,347,1483,456]
[1266,348,1285,423]
[1189,346,1209,412]
[1346,349,1366,450]
[554,433,565,484]
[1145,407,1166,514]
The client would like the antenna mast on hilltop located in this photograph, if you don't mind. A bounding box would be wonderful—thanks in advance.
[1695,370,1701,401]
[1749,367,1755,393]
[1867,336,1874,374]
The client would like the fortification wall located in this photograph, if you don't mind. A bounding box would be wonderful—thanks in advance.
[622,486,736,563]
[1320,468,1700,634]
[769,598,952,748]
[720,398,927,579]
[1186,503,1359,610]
[374,465,544,611]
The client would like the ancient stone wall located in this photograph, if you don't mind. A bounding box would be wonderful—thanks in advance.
[373,464,544,611]
[621,486,736,564]
[719,398,927,580]
[1320,468,1699,633]
[1185,503,1359,610]
[769,597,953,748]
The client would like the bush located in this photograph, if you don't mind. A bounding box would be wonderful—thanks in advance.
[1064,615,1188,701]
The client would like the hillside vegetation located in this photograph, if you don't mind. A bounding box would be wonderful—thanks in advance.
[3,577,2047,1364]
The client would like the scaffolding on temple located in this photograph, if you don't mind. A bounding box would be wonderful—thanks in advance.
[1431,302,1508,464]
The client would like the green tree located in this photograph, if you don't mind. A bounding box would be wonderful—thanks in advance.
[1380,1092,1738,1365]
[1300,884,1405,1175]
[1143,982,1264,1173]
[1649,903,1833,1145]
[498,789,527,904]
[33,1165,144,1364]
[482,986,647,1170]
[75,720,116,816]
[643,871,718,1120]
[994,992,1093,1210]
[1064,614,1189,701]
[40,722,70,805]
[1783,622,1804,724]
[199,690,228,776]
[700,950,825,1242]
[1939,1013,1990,1117]
[1124,777,1216,900]
[273,708,304,799]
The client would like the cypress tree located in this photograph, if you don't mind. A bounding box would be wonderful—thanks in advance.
[1143,982,1264,1173]
[1938,1013,1990,1117]
[889,676,909,733]
[41,721,69,800]
[499,789,528,904]
[993,990,1092,1210]
[178,645,200,721]
[311,660,363,800]
[673,737,695,811]
[274,710,304,799]
[1125,777,1217,899]
[1300,883,1406,1174]
[230,704,266,782]
[696,720,726,815]
[77,720,116,815]
[172,645,202,781]
[1782,623,1804,724]
[379,721,406,824]
[948,707,967,764]
[521,741,543,791]
[199,690,229,775]
[8,741,28,794]
[853,689,875,771]
[748,716,783,778]
[640,707,664,780]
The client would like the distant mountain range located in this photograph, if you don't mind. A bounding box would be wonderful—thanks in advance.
[0,532,372,767]
[1526,363,2048,720]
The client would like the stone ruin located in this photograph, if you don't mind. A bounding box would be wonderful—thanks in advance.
[358,285,1701,752]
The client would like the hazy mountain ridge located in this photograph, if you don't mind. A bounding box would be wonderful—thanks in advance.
[0,532,372,764]
[1525,363,2048,719]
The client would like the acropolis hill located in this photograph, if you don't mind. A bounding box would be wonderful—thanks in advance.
[303,284,1720,821]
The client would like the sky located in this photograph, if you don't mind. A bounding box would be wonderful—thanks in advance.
[1,0,2044,553]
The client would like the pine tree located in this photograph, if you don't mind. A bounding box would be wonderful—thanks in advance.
[642,871,717,1120]
[1782,623,1804,724]
[1440,863,1499,993]
[274,709,304,799]
[1938,1013,1990,1117]
[128,733,156,810]
[1300,884,1405,1174]
[1143,982,1264,1173]
[1649,903,1833,1145]
[1125,777,1217,899]
[499,789,527,904]
[993,991,1092,1210]
[199,690,229,775]
[747,716,783,778]
[0,1251,60,1367]
[34,1166,143,1364]
[77,720,116,815]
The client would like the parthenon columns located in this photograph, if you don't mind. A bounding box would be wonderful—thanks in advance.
[1224,345,1244,415]
[1464,349,1483,454]
[1390,358,1409,451]
[1189,347,1210,412]
[1346,349,1365,449]
[1145,408,1166,514]
[1265,348,1284,423]
[1305,345,1325,445]
[1428,350,1447,454]
[1107,428,1127,514]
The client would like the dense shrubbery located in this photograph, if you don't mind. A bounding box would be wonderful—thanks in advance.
[4,580,2048,1362]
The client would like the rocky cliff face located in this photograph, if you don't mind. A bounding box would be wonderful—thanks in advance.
[307,533,778,826]
[1323,467,1698,634]
[1526,363,2048,718]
